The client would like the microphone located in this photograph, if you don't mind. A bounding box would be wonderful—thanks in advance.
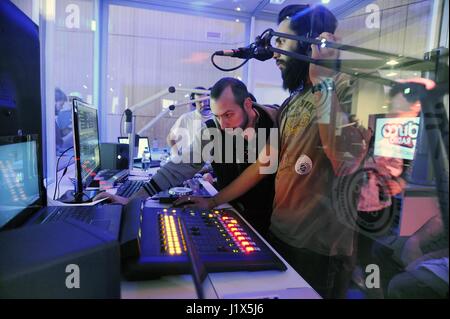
[214,37,273,61]
[124,109,132,134]
[214,47,253,59]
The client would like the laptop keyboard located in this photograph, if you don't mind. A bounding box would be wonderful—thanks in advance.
[116,180,145,198]
[44,206,96,224]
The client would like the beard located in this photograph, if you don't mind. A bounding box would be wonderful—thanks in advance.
[198,106,211,117]
[280,56,309,92]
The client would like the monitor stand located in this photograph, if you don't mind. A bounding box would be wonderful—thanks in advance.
[58,189,102,204]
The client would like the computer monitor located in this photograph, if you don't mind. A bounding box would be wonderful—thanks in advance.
[0,1,44,175]
[370,114,420,161]
[118,136,149,159]
[59,99,101,203]
[0,135,45,230]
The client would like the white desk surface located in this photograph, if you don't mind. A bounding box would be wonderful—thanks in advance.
[48,165,321,299]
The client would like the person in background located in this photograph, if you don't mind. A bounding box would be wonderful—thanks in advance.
[55,87,67,115]
[55,87,72,154]
[166,86,213,152]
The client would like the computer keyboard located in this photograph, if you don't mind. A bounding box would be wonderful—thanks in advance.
[44,206,96,223]
[98,169,129,183]
[116,180,146,198]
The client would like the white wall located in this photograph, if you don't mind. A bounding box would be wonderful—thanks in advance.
[248,18,289,106]
[105,5,246,145]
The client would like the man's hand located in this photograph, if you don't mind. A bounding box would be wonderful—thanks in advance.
[202,173,215,184]
[173,196,214,209]
[93,191,129,205]
[309,32,340,85]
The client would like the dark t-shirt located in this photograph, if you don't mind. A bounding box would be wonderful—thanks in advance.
[207,104,277,235]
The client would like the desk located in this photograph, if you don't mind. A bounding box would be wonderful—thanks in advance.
[48,165,320,299]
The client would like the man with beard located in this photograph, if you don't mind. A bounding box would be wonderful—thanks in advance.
[167,86,213,152]
[95,77,278,236]
[176,4,368,298]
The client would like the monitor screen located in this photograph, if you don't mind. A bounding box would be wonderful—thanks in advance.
[117,136,149,159]
[73,100,100,185]
[373,115,420,160]
[1,1,44,176]
[0,138,40,229]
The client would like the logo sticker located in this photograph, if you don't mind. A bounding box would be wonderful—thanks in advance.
[294,154,313,175]
[381,121,419,148]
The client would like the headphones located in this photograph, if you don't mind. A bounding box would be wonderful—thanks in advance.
[190,87,208,107]
[190,92,196,107]
[286,5,330,57]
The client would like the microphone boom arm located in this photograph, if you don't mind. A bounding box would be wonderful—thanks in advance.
[136,96,210,136]
[265,28,445,88]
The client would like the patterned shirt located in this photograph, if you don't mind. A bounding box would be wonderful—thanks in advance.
[270,73,363,256]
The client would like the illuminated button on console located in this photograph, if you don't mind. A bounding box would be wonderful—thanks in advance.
[158,213,183,255]
[217,211,260,254]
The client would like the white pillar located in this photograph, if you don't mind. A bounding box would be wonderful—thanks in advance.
[40,0,56,186]
[247,16,256,94]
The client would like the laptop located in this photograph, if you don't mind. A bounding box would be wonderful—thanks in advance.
[0,135,122,239]
[118,136,160,167]
[118,136,149,160]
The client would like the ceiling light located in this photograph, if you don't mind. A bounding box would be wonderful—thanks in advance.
[270,0,286,4]
[386,59,399,66]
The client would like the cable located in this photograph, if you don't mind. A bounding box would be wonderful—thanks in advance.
[57,155,75,199]
[210,53,249,72]
[120,111,125,137]
[259,28,272,40]
[53,146,74,200]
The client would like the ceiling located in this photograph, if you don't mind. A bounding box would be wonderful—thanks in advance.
[126,0,373,21]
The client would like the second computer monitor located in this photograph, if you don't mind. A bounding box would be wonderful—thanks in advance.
[118,136,149,159]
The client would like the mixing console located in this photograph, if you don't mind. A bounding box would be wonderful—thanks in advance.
[122,206,287,280]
